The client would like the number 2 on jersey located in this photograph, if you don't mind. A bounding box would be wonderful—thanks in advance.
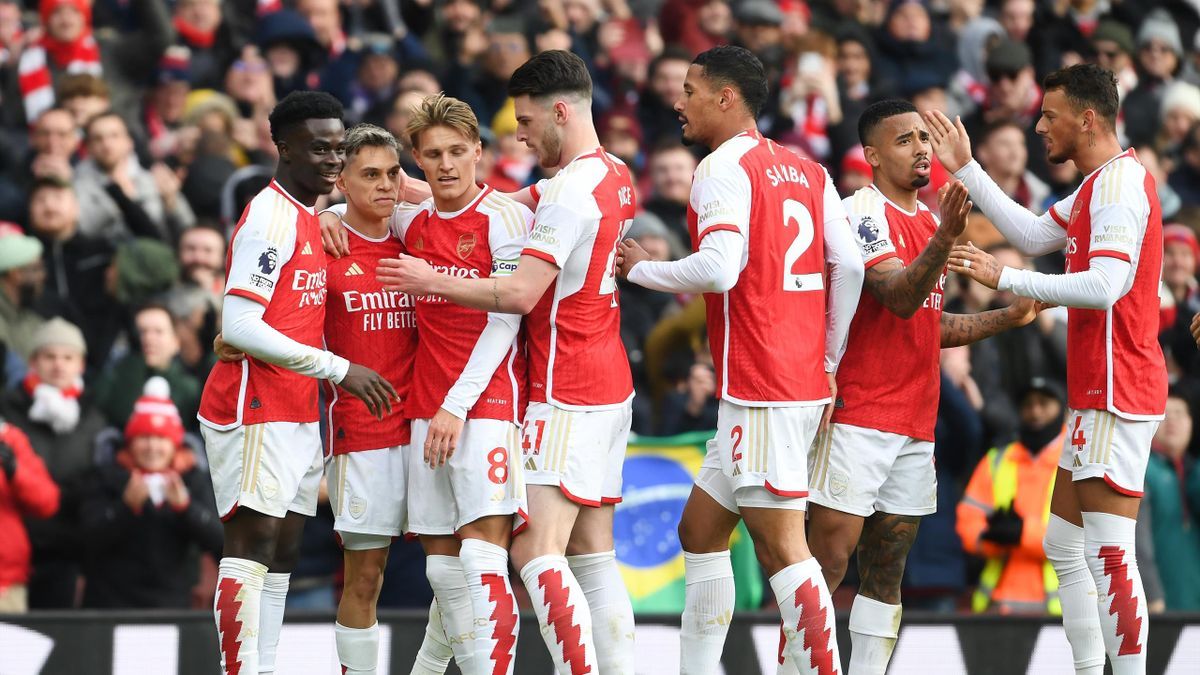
[782,199,823,292]
[598,218,633,308]
[730,425,744,464]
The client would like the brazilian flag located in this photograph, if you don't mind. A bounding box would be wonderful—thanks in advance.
[614,431,763,612]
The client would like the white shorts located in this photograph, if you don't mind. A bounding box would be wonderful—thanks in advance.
[327,445,408,549]
[807,423,937,517]
[522,400,632,507]
[407,418,525,535]
[1059,409,1158,496]
[201,421,324,520]
[695,400,820,513]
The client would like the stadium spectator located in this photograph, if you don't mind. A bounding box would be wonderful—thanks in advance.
[642,143,696,245]
[141,47,196,164]
[74,112,196,243]
[53,73,110,130]
[997,0,1034,45]
[873,0,957,107]
[3,0,171,128]
[1141,389,1200,610]
[26,107,80,186]
[0,419,59,613]
[177,224,226,302]
[828,28,876,165]
[1161,224,1200,376]
[255,8,323,100]
[1123,9,1185,148]
[0,225,47,364]
[958,378,1067,615]
[975,120,1050,214]
[171,0,239,90]
[1092,20,1138,100]
[1024,0,1094,80]
[0,318,103,609]
[1159,81,1200,162]
[93,304,201,432]
[639,47,691,148]
[659,0,731,56]
[964,39,1048,181]
[658,362,719,435]
[78,377,221,609]
[1168,121,1200,206]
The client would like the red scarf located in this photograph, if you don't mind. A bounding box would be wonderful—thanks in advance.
[18,0,101,125]
[23,371,82,399]
[173,16,215,49]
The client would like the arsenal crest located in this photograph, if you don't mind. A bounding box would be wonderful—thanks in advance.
[1070,201,1083,224]
[414,236,424,250]
[457,232,477,260]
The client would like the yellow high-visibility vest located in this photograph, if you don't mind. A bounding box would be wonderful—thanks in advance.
[971,444,1061,615]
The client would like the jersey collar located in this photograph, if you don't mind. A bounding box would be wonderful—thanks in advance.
[269,180,317,215]
[869,183,920,217]
[435,183,491,219]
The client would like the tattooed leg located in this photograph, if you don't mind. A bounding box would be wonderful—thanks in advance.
[856,512,921,604]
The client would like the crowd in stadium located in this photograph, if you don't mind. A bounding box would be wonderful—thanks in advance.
[0,0,1198,626]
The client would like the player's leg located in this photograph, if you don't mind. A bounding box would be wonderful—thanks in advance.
[1046,469,1105,675]
[676,478,742,675]
[204,422,282,675]
[259,509,306,674]
[740,504,840,675]
[563,405,635,675]
[1069,410,1155,675]
[843,436,936,675]
[509,484,593,675]
[336,542,390,675]
[515,403,600,675]
[453,420,523,675]
[412,597,454,675]
[805,506,864,592]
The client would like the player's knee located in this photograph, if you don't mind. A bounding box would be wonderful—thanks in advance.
[678,515,726,554]
[751,537,802,577]
[345,563,384,605]
[814,544,852,586]
[1043,516,1086,571]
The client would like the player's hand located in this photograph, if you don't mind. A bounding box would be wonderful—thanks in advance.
[340,363,398,420]
[425,407,465,467]
[123,471,150,513]
[1191,312,1200,348]
[820,372,837,432]
[1006,296,1052,328]
[377,254,438,294]
[935,180,972,240]
[923,110,973,174]
[947,241,1002,289]
[164,471,190,510]
[319,210,351,259]
[616,238,650,279]
[213,333,245,363]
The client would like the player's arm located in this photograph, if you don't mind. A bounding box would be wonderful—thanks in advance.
[939,298,1042,348]
[821,172,866,374]
[620,159,749,293]
[424,209,529,465]
[924,110,1067,256]
[318,185,429,258]
[865,182,972,319]
[949,163,1142,310]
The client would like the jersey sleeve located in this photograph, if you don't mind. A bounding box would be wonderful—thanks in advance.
[1086,158,1149,262]
[225,197,298,307]
[488,200,533,277]
[389,201,429,242]
[689,157,752,241]
[843,188,896,268]
[522,182,592,268]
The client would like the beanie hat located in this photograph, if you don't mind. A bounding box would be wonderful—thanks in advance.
[1164,223,1200,267]
[31,317,86,356]
[124,377,184,447]
[1136,9,1183,58]
[0,222,43,273]
[114,238,179,305]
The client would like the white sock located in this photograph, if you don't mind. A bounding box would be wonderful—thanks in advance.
[1083,512,1148,675]
[847,595,900,675]
[214,557,267,675]
[1044,515,1105,675]
[568,550,635,675]
[519,555,596,675]
[679,550,735,675]
[335,621,379,675]
[425,555,476,675]
[770,557,842,675]
[411,598,452,675]
[460,539,519,675]
[257,572,289,674]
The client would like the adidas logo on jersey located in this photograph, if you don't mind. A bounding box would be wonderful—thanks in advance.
[345,262,364,276]
[301,241,313,255]
[524,458,537,471]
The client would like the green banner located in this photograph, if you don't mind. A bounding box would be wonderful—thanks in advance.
[615,431,764,613]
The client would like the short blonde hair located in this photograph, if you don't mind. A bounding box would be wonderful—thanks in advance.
[405,93,480,149]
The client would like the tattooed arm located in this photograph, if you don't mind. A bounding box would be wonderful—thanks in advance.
[940,297,1041,348]
[863,181,972,319]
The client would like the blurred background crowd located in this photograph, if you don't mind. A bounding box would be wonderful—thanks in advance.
[0,0,1199,618]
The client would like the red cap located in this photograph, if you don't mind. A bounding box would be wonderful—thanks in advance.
[1164,223,1200,265]
[124,377,184,446]
[841,144,872,178]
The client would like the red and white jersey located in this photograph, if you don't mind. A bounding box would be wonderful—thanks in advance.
[199,181,328,429]
[524,149,635,410]
[833,185,944,441]
[321,223,417,454]
[687,130,836,405]
[1046,149,1167,418]
[391,186,530,422]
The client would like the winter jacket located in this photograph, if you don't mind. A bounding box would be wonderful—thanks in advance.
[0,422,59,590]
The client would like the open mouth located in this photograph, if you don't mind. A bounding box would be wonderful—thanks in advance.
[437,176,458,185]
[914,159,931,176]
[320,171,339,183]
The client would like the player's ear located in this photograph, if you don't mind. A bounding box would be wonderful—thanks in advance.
[334,169,346,194]
[473,141,482,164]
[276,140,289,164]
[863,145,880,168]
[1080,108,1097,133]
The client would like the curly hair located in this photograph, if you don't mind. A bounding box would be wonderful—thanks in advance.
[268,91,345,144]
